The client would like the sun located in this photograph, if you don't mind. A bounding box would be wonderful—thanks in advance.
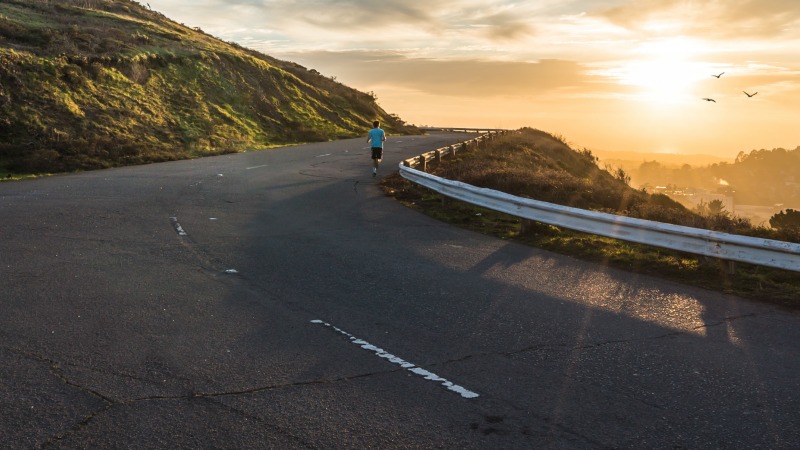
[619,59,701,100]
[611,37,712,104]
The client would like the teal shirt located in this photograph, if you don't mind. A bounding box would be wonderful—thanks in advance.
[368,128,385,148]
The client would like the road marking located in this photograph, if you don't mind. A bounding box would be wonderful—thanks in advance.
[310,320,479,399]
[246,165,268,170]
[316,153,332,158]
[170,217,187,236]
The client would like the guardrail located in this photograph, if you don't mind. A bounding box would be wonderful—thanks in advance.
[399,132,800,273]
[420,127,507,134]
[402,130,509,172]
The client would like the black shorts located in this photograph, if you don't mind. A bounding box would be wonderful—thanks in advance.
[371,147,383,160]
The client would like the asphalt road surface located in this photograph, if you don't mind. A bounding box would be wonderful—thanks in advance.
[2,132,799,448]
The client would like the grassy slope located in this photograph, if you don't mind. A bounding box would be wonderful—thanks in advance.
[382,129,800,308]
[0,0,417,176]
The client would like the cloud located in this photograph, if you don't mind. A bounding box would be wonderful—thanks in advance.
[598,0,800,39]
[151,0,545,49]
[468,10,536,41]
[144,0,800,157]
[291,0,439,31]
[165,0,464,33]
[278,50,590,97]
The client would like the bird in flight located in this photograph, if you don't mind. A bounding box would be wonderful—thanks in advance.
[702,98,716,102]
[712,72,724,78]
[743,91,758,97]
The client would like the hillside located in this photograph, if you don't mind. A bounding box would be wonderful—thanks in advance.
[0,0,417,175]
[416,129,800,239]
[421,128,711,229]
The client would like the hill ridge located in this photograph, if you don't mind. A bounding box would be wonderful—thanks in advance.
[0,0,417,175]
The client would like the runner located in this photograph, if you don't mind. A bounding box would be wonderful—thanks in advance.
[366,120,386,177]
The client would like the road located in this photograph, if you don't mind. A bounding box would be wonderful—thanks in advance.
[1,132,799,448]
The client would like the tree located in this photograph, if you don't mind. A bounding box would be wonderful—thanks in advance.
[769,209,800,232]
[694,199,729,217]
[638,160,663,183]
[707,199,728,216]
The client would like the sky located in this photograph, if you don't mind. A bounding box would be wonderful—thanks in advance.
[145,0,800,159]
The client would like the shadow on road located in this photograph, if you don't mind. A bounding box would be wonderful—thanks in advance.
[2,135,798,447]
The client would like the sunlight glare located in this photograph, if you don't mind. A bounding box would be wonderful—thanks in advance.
[612,37,711,104]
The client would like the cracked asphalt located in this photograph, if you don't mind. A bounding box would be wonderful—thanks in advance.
[2,132,799,448]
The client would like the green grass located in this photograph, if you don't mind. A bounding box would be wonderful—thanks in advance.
[0,0,419,177]
[0,159,49,180]
[382,130,800,309]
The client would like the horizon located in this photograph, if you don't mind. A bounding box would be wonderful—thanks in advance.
[146,0,800,159]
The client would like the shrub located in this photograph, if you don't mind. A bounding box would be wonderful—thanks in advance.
[770,209,800,230]
[99,37,125,53]
[126,61,149,84]
[61,64,84,86]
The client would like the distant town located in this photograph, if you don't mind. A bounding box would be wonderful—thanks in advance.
[596,147,800,229]
[646,184,784,228]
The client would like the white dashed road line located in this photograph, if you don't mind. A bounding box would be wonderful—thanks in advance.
[170,217,188,236]
[311,320,479,399]
[246,165,269,170]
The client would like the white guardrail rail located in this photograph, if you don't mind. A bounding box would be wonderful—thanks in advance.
[400,131,800,272]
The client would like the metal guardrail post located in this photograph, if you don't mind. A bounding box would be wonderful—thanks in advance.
[723,259,736,275]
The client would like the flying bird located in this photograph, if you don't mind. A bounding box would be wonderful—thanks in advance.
[702,98,716,102]
[712,72,724,78]
[743,91,758,97]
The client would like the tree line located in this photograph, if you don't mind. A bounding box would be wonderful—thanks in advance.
[632,147,800,239]
[636,146,800,206]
